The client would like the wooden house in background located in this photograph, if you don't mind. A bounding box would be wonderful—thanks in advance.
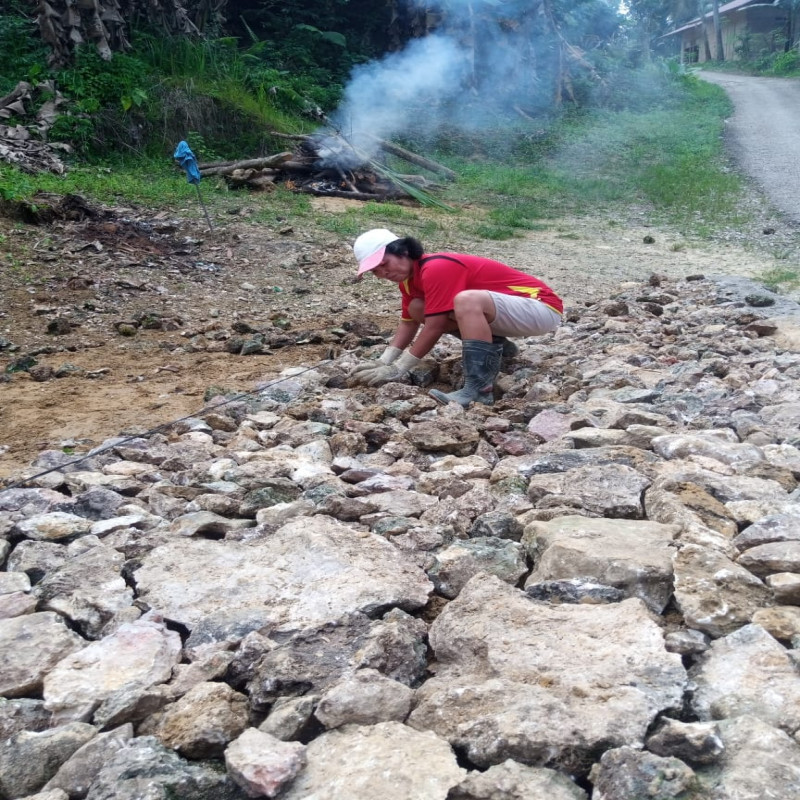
[662,0,790,63]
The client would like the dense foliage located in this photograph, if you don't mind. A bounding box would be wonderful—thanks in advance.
[2,0,796,166]
[0,1,634,161]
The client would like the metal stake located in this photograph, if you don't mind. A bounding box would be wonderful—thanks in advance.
[195,184,214,232]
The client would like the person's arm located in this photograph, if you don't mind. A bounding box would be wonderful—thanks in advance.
[408,314,450,359]
[389,319,420,351]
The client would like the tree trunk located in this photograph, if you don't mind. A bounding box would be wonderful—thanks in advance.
[712,0,725,61]
[695,1,710,61]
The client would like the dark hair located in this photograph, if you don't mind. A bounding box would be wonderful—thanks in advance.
[385,236,424,260]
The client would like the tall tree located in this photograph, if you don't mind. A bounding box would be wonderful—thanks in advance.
[711,0,724,60]
[36,0,226,66]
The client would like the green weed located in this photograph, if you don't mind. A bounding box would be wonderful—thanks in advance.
[471,224,517,241]
[760,267,800,292]
[317,215,361,237]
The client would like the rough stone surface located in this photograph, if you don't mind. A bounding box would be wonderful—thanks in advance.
[43,617,182,722]
[447,760,588,800]
[0,721,96,799]
[409,574,686,774]
[133,517,432,636]
[44,723,134,797]
[672,544,773,637]
[34,544,133,638]
[428,536,528,599]
[646,718,724,766]
[0,612,84,697]
[140,681,249,758]
[589,746,698,800]
[224,727,306,798]
[523,515,679,612]
[280,722,465,800]
[689,623,800,737]
[314,669,414,728]
[2,273,800,798]
[83,735,247,799]
[694,715,800,799]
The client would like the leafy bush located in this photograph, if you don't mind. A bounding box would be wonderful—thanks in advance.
[0,11,48,94]
[54,48,150,109]
[770,49,800,75]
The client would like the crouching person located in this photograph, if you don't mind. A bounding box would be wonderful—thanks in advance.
[349,228,563,407]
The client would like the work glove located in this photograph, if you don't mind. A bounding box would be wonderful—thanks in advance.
[350,345,403,379]
[349,350,421,387]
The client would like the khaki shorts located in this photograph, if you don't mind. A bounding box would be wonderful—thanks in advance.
[489,292,562,337]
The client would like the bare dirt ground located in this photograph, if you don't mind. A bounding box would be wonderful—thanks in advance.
[0,189,797,480]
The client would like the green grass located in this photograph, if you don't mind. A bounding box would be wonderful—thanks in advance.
[446,73,747,239]
[0,159,199,207]
[761,267,800,292]
[0,64,756,255]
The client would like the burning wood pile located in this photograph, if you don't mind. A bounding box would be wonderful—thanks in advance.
[198,132,456,207]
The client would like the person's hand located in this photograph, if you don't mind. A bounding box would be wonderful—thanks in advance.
[349,351,421,387]
[350,345,402,380]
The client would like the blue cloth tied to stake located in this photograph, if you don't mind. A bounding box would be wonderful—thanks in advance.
[174,140,202,184]
[173,140,213,230]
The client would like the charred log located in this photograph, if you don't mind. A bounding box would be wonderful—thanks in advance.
[198,152,293,177]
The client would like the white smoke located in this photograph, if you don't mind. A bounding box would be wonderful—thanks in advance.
[318,1,619,165]
[321,34,467,164]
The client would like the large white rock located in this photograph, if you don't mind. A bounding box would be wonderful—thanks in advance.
[0,612,84,697]
[672,544,772,637]
[408,574,686,774]
[13,512,92,541]
[280,722,465,800]
[523,515,679,612]
[695,715,800,799]
[43,617,182,721]
[689,623,800,737]
[133,517,432,634]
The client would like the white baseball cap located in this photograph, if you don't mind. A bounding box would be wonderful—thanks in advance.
[353,228,399,276]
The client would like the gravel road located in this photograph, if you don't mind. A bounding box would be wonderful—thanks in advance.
[700,71,800,223]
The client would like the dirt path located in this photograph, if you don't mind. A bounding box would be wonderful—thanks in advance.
[700,71,800,224]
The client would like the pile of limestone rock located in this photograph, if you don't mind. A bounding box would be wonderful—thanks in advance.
[1,273,799,800]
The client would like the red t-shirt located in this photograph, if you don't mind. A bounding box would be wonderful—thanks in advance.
[399,252,563,320]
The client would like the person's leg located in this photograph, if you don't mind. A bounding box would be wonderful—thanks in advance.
[487,293,561,338]
[410,297,459,335]
[430,292,560,407]
[449,290,496,341]
[430,291,503,407]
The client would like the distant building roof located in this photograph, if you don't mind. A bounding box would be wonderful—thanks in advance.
[662,0,774,38]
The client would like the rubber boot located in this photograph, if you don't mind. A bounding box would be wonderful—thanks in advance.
[493,335,519,360]
[449,331,518,360]
[430,339,503,407]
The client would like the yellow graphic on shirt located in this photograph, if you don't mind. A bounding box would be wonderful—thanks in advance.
[508,285,541,298]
